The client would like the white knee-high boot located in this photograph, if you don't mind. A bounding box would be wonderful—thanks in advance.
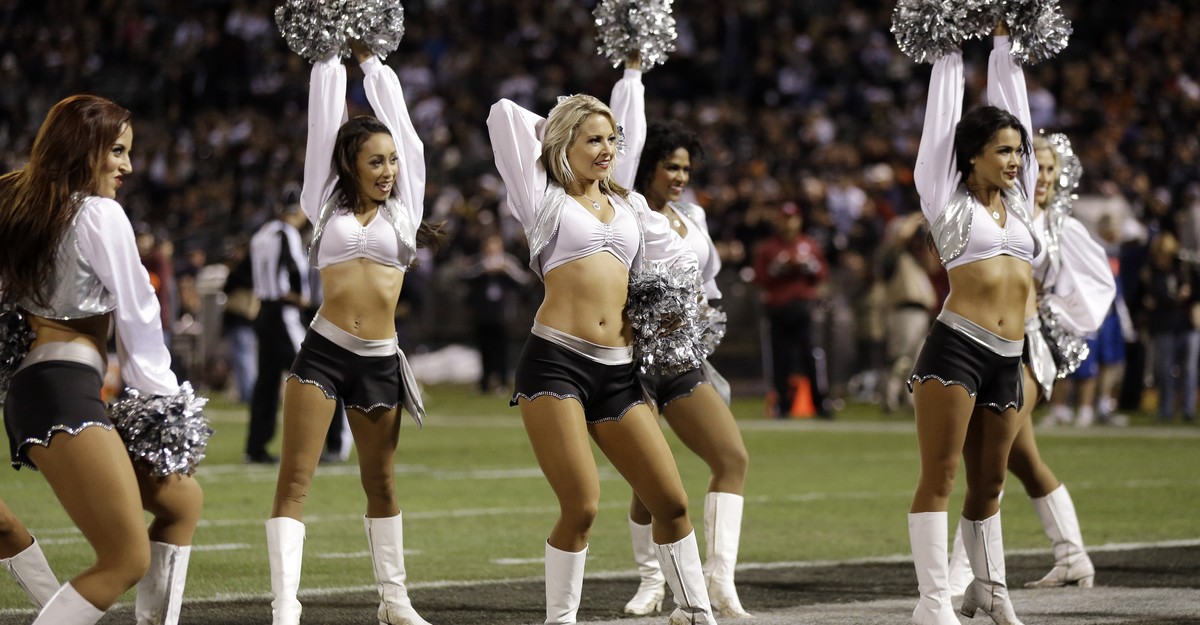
[266,517,305,625]
[31,582,104,625]
[947,523,972,597]
[544,542,587,625]
[1026,485,1094,588]
[364,513,431,625]
[1,536,59,609]
[623,518,665,615]
[960,512,1024,625]
[703,492,750,618]
[908,512,959,625]
[655,531,716,625]
[135,541,192,625]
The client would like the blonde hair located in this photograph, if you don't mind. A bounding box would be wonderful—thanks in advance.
[1032,134,1062,208]
[541,94,629,199]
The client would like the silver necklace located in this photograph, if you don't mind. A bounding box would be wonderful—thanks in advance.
[578,195,602,211]
[991,209,1002,220]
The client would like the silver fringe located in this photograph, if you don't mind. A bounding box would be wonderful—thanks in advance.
[1006,0,1072,64]
[276,0,406,63]
[593,0,677,71]
[0,304,35,403]
[109,382,213,476]
[698,303,727,358]
[891,0,971,64]
[275,0,351,63]
[345,0,406,61]
[1038,301,1089,378]
[626,263,704,375]
[1044,132,1082,216]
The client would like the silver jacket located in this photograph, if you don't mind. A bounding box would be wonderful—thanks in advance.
[931,183,1041,267]
[307,192,419,271]
[19,207,116,320]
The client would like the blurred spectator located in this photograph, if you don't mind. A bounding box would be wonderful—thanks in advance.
[1141,231,1199,423]
[460,232,531,394]
[221,236,258,404]
[880,215,937,412]
[752,201,830,418]
[245,200,309,464]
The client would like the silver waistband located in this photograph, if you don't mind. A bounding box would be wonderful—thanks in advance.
[16,342,106,377]
[937,309,1023,358]
[310,314,398,358]
[531,321,633,366]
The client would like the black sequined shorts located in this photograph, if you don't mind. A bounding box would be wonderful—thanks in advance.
[639,367,710,410]
[287,328,404,414]
[908,313,1024,414]
[5,347,112,471]
[511,324,645,424]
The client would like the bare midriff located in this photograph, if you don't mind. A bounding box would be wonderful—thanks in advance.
[944,254,1032,342]
[28,314,109,356]
[318,258,405,340]
[538,252,633,347]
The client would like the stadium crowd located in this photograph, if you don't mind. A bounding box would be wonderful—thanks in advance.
[1,0,1197,416]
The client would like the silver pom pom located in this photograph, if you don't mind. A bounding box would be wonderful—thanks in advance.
[1038,301,1089,378]
[698,303,727,358]
[593,0,678,71]
[345,0,405,61]
[891,0,969,64]
[1044,132,1082,215]
[109,382,213,476]
[0,304,35,403]
[892,0,1009,63]
[276,0,351,63]
[626,263,704,375]
[1006,0,1071,64]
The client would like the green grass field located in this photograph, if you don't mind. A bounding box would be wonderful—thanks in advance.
[2,385,1198,610]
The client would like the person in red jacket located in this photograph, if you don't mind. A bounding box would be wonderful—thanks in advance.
[752,201,830,418]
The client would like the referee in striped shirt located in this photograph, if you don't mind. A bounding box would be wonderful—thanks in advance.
[244,201,310,463]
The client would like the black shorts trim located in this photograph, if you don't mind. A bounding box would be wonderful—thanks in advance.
[639,367,710,409]
[287,330,405,414]
[4,361,113,471]
[908,319,1024,413]
[511,334,645,424]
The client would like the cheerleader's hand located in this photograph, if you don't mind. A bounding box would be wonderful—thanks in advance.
[349,39,372,64]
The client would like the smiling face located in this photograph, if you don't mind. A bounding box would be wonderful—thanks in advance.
[1034,146,1058,208]
[970,127,1024,192]
[646,147,691,208]
[355,132,398,208]
[96,123,133,199]
[566,113,617,187]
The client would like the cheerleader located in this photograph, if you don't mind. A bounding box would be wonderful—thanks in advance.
[906,22,1038,625]
[946,132,1112,597]
[266,39,439,625]
[0,95,205,625]
[608,54,751,619]
[487,74,716,623]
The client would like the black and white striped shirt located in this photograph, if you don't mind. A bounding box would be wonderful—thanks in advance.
[250,220,309,303]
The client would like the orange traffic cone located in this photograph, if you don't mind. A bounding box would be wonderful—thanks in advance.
[789,374,815,419]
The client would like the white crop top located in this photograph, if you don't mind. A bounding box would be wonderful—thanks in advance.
[300,56,425,272]
[914,36,1041,271]
[943,201,1038,271]
[541,200,640,274]
[315,209,405,271]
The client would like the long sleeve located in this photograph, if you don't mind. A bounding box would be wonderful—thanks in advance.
[300,57,348,224]
[913,50,964,223]
[487,99,550,231]
[75,198,179,396]
[636,195,699,273]
[1044,217,1116,334]
[609,69,645,190]
[362,56,426,225]
[987,36,1037,205]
